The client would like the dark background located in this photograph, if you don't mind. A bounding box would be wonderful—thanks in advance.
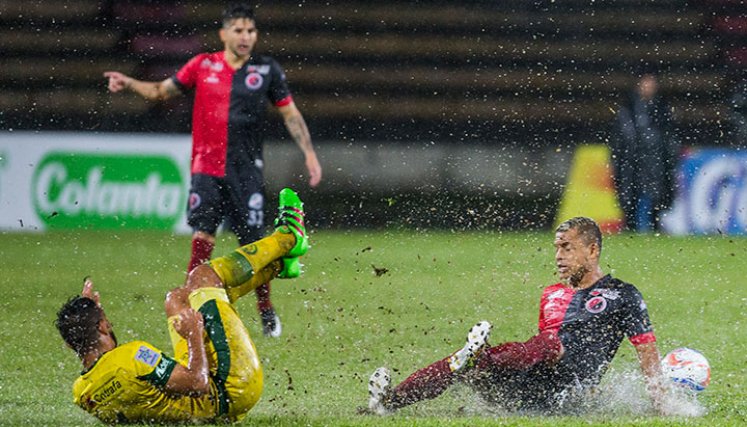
[2,0,745,229]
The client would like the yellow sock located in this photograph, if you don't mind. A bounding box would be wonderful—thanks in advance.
[209,232,295,290]
[226,261,282,303]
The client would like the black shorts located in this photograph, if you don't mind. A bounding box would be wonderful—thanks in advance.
[187,171,266,245]
[470,365,571,413]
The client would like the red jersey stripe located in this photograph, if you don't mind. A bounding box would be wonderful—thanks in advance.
[629,331,657,346]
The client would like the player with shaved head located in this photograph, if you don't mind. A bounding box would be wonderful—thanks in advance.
[368,217,668,415]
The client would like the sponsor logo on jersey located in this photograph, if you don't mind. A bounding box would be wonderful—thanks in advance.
[547,289,566,300]
[248,65,271,75]
[32,153,185,230]
[245,72,263,90]
[585,296,607,314]
[590,289,620,300]
[135,345,160,367]
[154,357,173,378]
[206,73,220,84]
[92,378,122,403]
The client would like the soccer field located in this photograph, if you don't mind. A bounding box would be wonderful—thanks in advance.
[0,229,745,426]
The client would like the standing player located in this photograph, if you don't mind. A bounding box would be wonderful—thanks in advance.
[56,189,308,424]
[368,217,668,415]
[103,3,322,337]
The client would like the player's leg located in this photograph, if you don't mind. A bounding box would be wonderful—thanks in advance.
[165,283,264,421]
[475,330,563,372]
[186,174,226,275]
[163,188,308,420]
[227,172,281,337]
[368,321,492,414]
[215,188,306,303]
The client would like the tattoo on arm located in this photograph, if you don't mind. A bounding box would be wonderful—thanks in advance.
[285,113,312,150]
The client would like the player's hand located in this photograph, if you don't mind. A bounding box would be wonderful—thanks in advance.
[103,71,132,93]
[305,152,322,187]
[81,276,101,307]
[173,309,205,340]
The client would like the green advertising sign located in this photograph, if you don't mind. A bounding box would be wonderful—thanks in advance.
[32,152,186,229]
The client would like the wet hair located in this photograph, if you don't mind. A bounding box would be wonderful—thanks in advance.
[556,217,602,253]
[222,3,255,27]
[55,296,103,357]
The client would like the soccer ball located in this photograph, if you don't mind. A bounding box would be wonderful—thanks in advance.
[660,347,711,392]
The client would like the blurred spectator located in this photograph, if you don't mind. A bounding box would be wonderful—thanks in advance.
[727,74,747,146]
[610,70,681,232]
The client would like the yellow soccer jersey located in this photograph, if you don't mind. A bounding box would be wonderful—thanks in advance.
[72,340,219,424]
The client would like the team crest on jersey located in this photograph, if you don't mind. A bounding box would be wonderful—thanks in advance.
[135,346,160,367]
[245,72,263,90]
[585,296,607,314]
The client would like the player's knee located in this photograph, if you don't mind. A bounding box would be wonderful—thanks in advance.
[186,264,220,288]
[164,286,190,316]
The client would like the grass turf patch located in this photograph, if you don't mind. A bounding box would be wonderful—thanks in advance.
[0,229,744,426]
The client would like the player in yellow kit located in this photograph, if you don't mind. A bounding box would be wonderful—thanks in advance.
[55,188,308,424]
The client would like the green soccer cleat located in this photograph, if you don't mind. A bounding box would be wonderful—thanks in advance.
[274,188,308,258]
[277,257,303,279]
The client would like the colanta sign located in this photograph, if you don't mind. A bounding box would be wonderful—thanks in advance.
[32,152,186,229]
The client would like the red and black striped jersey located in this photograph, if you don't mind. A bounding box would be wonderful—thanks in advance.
[173,51,293,177]
[537,275,655,387]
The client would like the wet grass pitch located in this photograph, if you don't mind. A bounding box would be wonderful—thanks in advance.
[0,229,744,426]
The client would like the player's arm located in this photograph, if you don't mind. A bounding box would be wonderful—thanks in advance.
[103,71,181,102]
[635,341,667,414]
[163,309,210,396]
[278,102,322,187]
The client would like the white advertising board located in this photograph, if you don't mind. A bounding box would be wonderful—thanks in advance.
[0,132,192,233]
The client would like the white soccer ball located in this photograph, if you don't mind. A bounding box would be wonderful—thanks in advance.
[661,347,711,392]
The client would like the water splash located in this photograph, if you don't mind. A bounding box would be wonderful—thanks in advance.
[454,366,706,418]
[595,368,706,418]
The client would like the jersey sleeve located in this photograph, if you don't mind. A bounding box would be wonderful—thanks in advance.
[172,54,205,92]
[267,58,293,107]
[622,286,656,346]
[129,342,178,388]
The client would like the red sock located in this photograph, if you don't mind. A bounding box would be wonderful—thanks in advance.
[389,358,454,409]
[477,331,562,371]
[256,282,273,312]
[187,236,214,276]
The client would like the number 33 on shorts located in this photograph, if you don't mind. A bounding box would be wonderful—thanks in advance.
[247,193,264,227]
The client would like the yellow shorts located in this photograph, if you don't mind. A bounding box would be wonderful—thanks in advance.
[168,287,263,422]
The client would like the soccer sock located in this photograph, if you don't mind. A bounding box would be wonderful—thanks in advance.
[476,331,562,371]
[388,358,454,409]
[255,282,273,313]
[225,262,282,303]
[210,231,295,293]
[187,235,215,274]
